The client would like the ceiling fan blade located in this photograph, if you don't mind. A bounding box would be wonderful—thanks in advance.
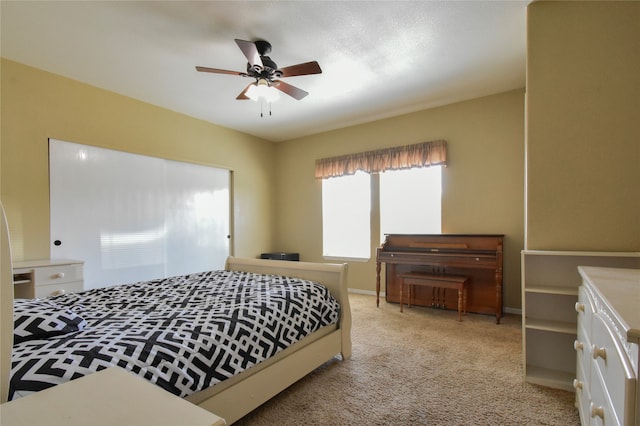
[273,80,309,100]
[236,83,253,100]
[235,39,263,70]
[195,66,244,76]
[279,61,322,77]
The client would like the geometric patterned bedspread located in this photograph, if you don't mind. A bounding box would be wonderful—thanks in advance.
[10,270,340,401]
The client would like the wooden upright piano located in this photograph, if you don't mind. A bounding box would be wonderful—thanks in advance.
[376,234,504,323]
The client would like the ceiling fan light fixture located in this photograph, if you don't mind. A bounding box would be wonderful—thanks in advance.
[246,79,280,103]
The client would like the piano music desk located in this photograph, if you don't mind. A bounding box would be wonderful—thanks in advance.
[398,272,469,321]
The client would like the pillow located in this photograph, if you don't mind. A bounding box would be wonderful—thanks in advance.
[13,298,87,344]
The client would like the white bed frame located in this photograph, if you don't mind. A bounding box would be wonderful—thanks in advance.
[188,256,351,423]
[0,203,351,424]
[1,203,13,404]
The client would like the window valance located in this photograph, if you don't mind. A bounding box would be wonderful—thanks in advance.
[314,139,447,179]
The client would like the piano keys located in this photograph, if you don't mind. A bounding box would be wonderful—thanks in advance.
[376,234,504,323]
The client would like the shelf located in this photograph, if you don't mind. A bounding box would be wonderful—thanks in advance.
[524,285,578,296]
[525,365,575,392]
[13,271,33,286]
[525,318,576,334]
[522,251,640,392]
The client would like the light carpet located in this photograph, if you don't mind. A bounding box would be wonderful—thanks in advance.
[235,293,580,425]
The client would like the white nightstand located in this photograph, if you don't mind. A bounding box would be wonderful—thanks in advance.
[0,367,226,426]
[12,259,84,299]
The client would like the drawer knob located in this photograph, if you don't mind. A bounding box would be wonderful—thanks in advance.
[572,379,583,390]
[590,402,604,419]
[53,272,65,279]
[573,340,584,351]
[574,302,585,313]
[591,345,607,360]
[51,289,66,296]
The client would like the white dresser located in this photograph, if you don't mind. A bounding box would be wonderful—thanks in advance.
[574,266,640,426]
[12,259,84,298]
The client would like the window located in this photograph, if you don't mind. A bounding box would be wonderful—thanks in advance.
[379,166,441,242]
[322,171,370,259]
[322,167,441,259]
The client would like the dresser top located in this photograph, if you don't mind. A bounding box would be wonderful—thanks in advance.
[578,266,640,341]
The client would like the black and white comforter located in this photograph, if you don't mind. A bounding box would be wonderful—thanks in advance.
[10,270,340,401]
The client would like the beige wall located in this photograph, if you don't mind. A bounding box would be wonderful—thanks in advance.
[3,0,636,317]
[526,1,640,251]
[1,59,526,311]
[274,89,525,310]
[0,59,277,262]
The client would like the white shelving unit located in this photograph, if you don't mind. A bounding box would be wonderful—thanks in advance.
[521,250,640,391]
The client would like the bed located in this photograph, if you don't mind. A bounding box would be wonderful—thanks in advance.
[0,204,351,424]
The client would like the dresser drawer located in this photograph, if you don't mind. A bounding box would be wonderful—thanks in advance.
[35,281,83,298]
[575,322,592,387]
[576,285,595,331]
[34,264,83,286]
[590,362,618,426]
[591,313,636,426]
[574,359,590,426]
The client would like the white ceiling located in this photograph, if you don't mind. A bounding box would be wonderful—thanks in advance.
[1,1,529,142]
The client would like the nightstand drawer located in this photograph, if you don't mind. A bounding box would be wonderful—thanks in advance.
[35,281,83,298]
[34,264,82,286]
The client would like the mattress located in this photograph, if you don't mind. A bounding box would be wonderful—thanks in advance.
[10,270,340,400]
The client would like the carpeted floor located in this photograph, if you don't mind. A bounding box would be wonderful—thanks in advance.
[234,293,580,425]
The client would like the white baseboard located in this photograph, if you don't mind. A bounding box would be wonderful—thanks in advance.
[347,288,522,316]
[348,288,380,297]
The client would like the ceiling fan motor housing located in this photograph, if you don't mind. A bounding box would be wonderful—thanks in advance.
[246,56,281,80]
[254,40,272,55]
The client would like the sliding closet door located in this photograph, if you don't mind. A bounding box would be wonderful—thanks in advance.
[50,139,230,290]
[163,159,230,277]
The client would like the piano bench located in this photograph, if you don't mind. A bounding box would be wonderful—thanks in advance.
[398,272,469,321]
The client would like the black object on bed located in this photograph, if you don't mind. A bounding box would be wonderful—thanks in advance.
[10,270,340,401]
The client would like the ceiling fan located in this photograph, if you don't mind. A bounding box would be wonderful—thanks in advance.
[196,39,322,101]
